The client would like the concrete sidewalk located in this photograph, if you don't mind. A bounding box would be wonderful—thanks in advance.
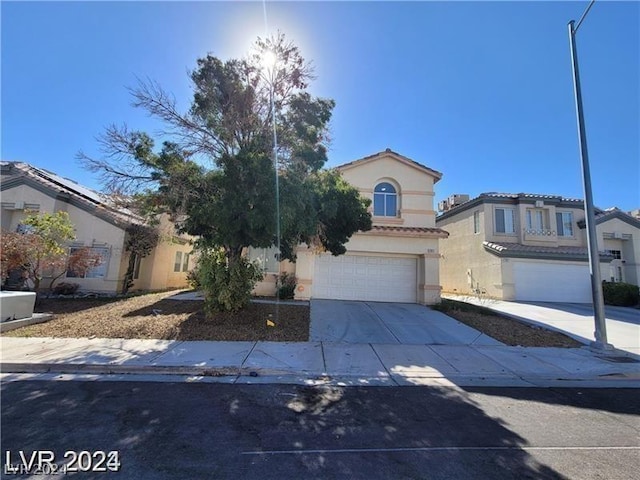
[2,336,639,388]
[443,294,640,355]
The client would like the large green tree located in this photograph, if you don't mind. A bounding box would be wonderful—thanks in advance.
[79,33,371,311]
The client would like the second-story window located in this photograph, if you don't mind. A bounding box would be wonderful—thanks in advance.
[556,212,574,237]
[526,209,548,232]
[473,211,481,234]
[495,208,515,234]
[374,182,397,217]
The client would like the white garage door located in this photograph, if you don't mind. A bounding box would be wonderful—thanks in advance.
[313,254,417,303]
[513,262,591,303]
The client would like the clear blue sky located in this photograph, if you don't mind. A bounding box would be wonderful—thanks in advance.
[2,1,638,211]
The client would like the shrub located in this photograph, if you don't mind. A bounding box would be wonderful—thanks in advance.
[602,281,639,307]
[186,266,201,290]
[277,272,297,300]
[197,249,263,313]
[52,282,80,296]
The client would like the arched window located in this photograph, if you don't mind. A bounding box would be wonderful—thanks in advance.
[374,182,397,217]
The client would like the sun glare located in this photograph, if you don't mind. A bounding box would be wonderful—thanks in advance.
[262,50,278,71]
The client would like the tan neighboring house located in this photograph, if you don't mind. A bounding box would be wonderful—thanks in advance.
[1,161,193,294]
[435,192,640,303]
[251,149,449,305]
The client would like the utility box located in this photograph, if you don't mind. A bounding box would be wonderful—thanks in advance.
[0,291,36,322]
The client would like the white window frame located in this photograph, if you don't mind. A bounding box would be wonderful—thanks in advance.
[373,182,398,217]
[133,254,142,280]
[66,246,110,279]
[494,207,516,234]
[526,209,548,231]
[473,211,481,234]
[248,246,280,273]
[556,211,574,237]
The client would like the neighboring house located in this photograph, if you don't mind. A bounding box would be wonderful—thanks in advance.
[251,149,449,305]
[435,192,640,303]
[1,161,193,294]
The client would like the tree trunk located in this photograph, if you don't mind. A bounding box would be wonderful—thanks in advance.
[122,253,137,295]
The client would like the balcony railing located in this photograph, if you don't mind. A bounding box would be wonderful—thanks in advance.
[524,229,556,236]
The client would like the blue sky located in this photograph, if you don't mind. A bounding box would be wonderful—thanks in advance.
[2,1,638,211]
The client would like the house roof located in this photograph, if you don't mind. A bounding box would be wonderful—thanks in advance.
[436,192,584,222]
[337,148,443,182]
[478,192,583,202]
[365,225,449,238]
[1,161,144,228]
[483,241,614,261]
[577,207,640,229]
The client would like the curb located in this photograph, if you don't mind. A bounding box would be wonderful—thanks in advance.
[2,362,639,388]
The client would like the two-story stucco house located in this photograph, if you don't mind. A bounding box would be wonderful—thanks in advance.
[435,192,640,303]
[1,161,194,294]
[251,149,449,305]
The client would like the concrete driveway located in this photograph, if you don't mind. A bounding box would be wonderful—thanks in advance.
[310,299,503,345]
[444,295,640,355]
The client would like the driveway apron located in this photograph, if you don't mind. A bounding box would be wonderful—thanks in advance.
[310,299,502,345]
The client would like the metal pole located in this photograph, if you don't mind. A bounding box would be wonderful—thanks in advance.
[269,62,281,324]
[567,19,613,350]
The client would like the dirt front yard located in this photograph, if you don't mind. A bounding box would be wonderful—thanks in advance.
[433,299,582,348]
[3,292,582,347]
[2,290,310,342]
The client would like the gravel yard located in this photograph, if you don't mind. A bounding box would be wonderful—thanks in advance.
[2,292,581,347]
[2,290,310,342]
[434,299,582,348]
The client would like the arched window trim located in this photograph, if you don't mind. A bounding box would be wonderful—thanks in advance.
[373,179,400,217]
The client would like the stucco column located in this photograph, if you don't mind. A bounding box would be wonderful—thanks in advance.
[418,251,442,305]
[294,249,314,301]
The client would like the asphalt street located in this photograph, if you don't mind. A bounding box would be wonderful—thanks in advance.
[1,380,639,479]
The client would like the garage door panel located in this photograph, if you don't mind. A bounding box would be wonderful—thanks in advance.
[314,254,417,303]
[513,262,591,303]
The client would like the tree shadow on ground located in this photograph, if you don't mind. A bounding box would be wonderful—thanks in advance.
[122,299,310,342]
[1,379,615,479]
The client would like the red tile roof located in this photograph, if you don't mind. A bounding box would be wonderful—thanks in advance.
[483,241,614,260]
[337,148,443,181]
[369,225,449,237]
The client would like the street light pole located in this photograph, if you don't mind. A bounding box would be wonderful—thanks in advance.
[262,49,282,323]
[567,0,613,350]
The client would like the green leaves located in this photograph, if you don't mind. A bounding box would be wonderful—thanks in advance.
[80,33,372,312]
[21,211,76,257]
[196,248,264,313]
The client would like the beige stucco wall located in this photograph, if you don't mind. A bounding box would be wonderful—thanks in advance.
[249,152,444,304]
[1,184,127,293]
[437,206,506,298]
[131,215,194,292]
[252,260,295,297]
[437,198,640,298]
[597,218,640,286]
[339,154,438,228]
[2,184,194,294]
[483,202,587,248]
